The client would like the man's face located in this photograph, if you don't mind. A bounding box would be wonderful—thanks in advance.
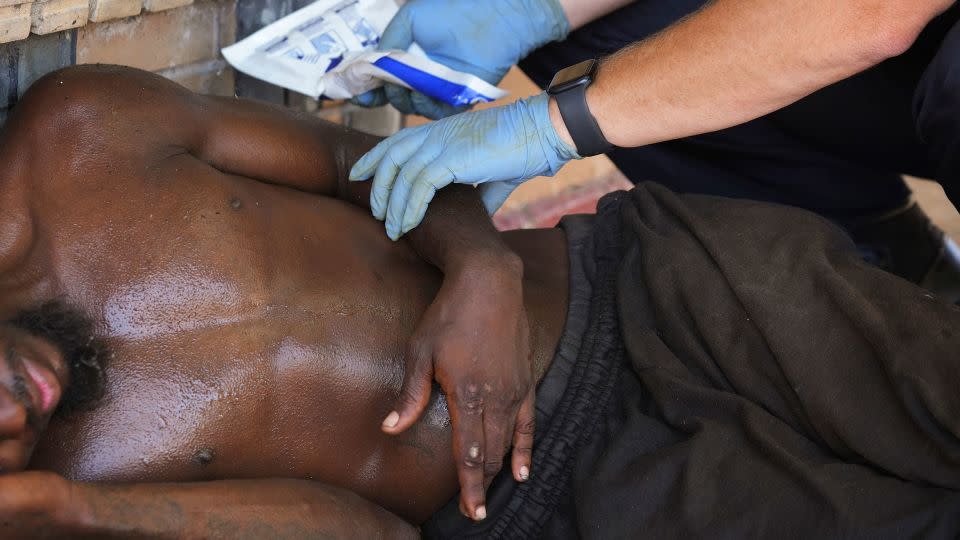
[0,327,68,473]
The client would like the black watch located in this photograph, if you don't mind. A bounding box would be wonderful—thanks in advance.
[546,59,613,157]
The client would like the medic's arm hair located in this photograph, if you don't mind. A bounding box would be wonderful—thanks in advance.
[61,478,418,539]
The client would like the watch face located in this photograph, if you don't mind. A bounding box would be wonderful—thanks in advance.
[548,59,597,95]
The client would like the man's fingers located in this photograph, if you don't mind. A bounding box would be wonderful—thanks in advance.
[370,130,425,220]
[448,387,487,521]
[511,390,535,483]
[481,404,512,491]
[383,339,434,434]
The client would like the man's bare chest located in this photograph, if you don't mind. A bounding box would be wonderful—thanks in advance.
[28,321,408,482]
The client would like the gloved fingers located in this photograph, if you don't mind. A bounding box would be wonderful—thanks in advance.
[479,180,522,215]
[378,6,415,51]
[385,83,416,115]
[348,126,420,182]
[409,90,468,120]
[384,151,441,240]
[395,157,459,237]
[350,88,387,108]
[398,177,441,237]
[371,129,427,220]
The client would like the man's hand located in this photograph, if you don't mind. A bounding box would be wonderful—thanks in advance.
[381,253,534,521]
[350,93,579,239]
[352,0,569,119]
[0,471,78,539]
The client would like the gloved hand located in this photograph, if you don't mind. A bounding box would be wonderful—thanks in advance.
[352,0,569,119]
[349,92,580,239]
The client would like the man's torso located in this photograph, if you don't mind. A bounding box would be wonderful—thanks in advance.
[1,92,462,519]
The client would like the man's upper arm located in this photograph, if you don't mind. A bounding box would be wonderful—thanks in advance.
[15,64,380,199]
[191,94,380,197]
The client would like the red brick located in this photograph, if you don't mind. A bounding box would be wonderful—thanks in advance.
[31,0,88,34]
[88,0,141,23]
[143,0,191,13]
[77,0,233,72]
[0,4,30,43]
[157,58,234,95]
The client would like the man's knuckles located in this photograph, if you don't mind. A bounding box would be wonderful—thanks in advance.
[514,418,536,436]
[482,459,503,478]
[461,444,484,469]
[453,383,485,415]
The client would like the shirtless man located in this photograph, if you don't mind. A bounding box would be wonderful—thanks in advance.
[0,63,567,536]
[1,65,959,539]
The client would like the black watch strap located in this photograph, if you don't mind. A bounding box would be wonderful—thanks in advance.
[554,83,612,157]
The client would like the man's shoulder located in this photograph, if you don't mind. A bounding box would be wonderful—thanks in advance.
[14,66,143,130]
[11,65,195,151]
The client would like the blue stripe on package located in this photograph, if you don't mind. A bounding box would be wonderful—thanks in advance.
[222,0,507,106]
[372,57,498,107]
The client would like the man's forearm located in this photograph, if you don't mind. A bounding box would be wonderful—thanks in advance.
[336,135,521,274]
[61,479,417,539]
[550,0,953,148]
[406,185,521,276]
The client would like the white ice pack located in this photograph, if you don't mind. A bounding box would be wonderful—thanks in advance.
[222,0,508,106]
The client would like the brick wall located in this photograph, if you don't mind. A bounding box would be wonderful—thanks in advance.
[0,0,238,122]
[77,0,236,94]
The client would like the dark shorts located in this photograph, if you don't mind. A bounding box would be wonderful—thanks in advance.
[425,184,960,539]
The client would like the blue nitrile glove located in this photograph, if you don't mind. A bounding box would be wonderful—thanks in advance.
[349,92,580,239]
[351,0,570,119]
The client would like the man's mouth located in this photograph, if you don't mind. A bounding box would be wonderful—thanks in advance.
[21,359,60,414]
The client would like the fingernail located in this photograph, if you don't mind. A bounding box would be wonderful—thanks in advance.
[382,411,400,428]
[468,444,481,459]
[475,506,487,521]
[519,465,530,481]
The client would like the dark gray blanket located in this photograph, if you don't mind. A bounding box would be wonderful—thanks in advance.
[425,183,960,539]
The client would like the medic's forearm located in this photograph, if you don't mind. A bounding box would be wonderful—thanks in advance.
[62,479,418,539]
[557,0,635,30]
[558,0,953,149]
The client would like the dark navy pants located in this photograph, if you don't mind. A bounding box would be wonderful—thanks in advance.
[520,1,960,221]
